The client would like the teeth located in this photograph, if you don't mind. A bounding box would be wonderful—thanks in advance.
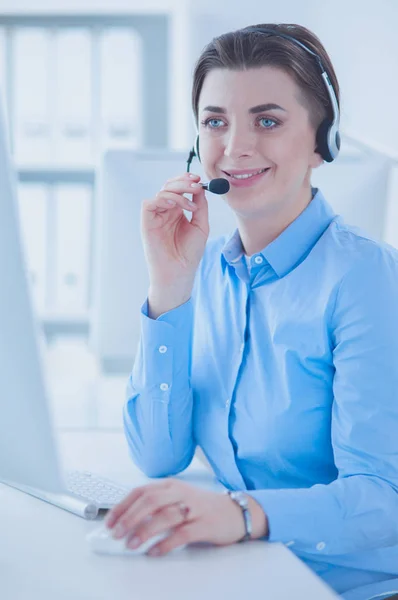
[230,168,267,179]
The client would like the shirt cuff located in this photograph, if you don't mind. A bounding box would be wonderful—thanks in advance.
[246,485,342,555]
[131,297,193,401]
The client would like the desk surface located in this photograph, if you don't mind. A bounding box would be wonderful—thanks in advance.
[1,431,338,600]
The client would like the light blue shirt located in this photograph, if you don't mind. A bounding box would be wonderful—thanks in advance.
[123,188,398,595]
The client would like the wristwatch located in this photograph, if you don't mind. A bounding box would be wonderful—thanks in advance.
[227,490,252,542]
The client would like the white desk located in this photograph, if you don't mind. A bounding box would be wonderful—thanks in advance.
[1,431,338,600]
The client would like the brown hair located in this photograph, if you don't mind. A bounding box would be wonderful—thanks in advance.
[191,23,340,132]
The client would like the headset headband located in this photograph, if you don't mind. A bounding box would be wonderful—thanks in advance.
[245,27,340,131]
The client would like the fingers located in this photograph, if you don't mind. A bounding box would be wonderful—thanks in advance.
[161,177,203,195]
[156,190,198,213]
[190,186,209,233]
[165,172,200,184]
[142,190,198,215]
[114,489,179,538]
[142,173,204,215]
[147,522,202,557]
[105,485,147,528]
[124,502,190,550]
[107,482,182,539]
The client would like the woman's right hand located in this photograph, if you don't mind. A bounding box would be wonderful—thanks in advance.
[141,172,210,290]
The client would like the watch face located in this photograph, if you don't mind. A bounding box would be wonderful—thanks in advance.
[231,491,248,509]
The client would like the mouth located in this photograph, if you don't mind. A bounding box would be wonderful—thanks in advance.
[221,167,271,188]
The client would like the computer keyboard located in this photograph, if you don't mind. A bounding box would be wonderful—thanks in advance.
[66,470,130,509]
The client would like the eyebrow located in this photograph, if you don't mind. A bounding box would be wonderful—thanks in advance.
[202,103,287,114]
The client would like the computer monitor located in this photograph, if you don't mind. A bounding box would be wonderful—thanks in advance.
[0,89,64,494]
[0,90,129,518]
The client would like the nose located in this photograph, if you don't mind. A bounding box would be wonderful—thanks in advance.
[223,123,256,159]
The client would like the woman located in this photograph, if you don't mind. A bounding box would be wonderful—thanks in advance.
[106,23,398,596]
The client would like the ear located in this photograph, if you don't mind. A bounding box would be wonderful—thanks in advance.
[310,149,324,169]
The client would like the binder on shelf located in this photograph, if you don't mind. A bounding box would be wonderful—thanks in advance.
[17,183,48,314]
[99,28,142,150]
[0,28,6,95]
[14,28,51,165]
[53,184,91,313]
[54,28,92,165]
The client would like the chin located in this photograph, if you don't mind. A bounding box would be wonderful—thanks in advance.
[229,188,280,212]
[228,186,274,201]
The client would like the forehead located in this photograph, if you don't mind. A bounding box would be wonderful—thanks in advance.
[198,66,302,111]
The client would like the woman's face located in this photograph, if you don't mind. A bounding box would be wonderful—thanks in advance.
[197,66,323,217]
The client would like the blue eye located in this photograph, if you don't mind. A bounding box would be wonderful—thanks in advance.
[259,118,277,129]
[202,118,225,128]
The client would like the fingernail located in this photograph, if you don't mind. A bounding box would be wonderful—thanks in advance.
[127,536,141,549]
[148,547,160,557]
[112,524,126,539]
[166,199,176,205]
[190,182,202,188]
[189,173,197,178]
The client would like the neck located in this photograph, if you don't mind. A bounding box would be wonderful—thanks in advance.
[237,185,313,256]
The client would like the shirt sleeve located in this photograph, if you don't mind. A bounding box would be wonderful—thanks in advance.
[247,244,398,557]
[123,296,196,478]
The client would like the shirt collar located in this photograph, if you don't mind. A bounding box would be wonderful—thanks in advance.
[221,188,337,278]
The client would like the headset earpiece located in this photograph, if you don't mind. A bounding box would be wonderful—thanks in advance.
[186,134,200,172]
[315,119,333,163]
[194,135,201,163]
[315,118,341,163]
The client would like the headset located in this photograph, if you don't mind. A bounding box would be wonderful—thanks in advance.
[186,27,341,172]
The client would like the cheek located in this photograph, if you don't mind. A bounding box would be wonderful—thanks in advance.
[265,127,311,161]
[200,138,223,173]
[264,138,298,164]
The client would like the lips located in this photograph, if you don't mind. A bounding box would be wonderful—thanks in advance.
[221,167,271,188]
[223,168,270,179]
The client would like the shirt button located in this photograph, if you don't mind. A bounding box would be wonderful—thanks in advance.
[285,541,295,547]
[158,345,168,353]
[254,255,263,264]
[316,542,326,551]
[225,398,230,408]
[160,383,169,391]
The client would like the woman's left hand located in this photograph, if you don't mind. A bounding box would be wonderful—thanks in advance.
[105,479,269,556]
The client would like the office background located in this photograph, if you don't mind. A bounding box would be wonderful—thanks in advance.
[0,0,397,431]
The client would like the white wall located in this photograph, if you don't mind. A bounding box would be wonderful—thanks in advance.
[0,0,179,14]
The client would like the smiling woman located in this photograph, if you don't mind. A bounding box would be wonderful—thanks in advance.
[112,22,398,600]
[188,24,340,253]
[196,65,326,251]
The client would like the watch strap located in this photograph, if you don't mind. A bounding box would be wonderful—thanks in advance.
[227,490,252,542]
